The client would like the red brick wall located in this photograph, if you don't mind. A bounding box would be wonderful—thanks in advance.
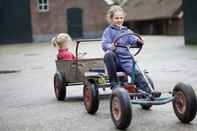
[30,0,108,36]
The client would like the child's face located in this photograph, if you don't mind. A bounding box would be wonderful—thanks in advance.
[111,11,124,27]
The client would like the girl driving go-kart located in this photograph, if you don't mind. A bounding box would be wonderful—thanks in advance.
[102,5,160,97]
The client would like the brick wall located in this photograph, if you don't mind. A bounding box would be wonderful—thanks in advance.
[30,0,108,42]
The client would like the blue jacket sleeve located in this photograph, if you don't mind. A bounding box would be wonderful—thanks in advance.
[101,28,113,52]
[127,29,138,46]
[128,36,137,45]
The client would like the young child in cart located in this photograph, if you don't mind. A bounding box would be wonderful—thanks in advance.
[102,5,160,96]
[52,33,75,60]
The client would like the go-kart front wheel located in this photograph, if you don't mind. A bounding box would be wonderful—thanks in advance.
[110,88,132,129]
[172,82,197,123]
[83,80,99,114]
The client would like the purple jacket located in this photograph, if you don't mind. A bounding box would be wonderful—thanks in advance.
[101,24,139,74]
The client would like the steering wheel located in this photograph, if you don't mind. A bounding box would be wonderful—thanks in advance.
[113,32,143,56]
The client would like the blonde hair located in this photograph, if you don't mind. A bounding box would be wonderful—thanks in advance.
[52,33,72,48]
[106,5,126,23]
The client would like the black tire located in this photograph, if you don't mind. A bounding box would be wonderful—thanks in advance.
[83,80,99,114]
[172,82,197,123]
[140,74,154,110]
[54,72,66,101]
[110,88,132,129]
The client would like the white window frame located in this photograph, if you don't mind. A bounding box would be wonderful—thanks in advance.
[37,0,49,13]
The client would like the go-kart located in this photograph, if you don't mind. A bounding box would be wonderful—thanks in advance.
[82,33,197,129]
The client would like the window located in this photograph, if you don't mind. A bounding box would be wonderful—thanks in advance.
[37,0,49,13]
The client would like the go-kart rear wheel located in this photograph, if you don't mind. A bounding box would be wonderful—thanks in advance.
[172,82,197,123]
[83,80,99,114]
[54,72,66,101]
[110,88,132,129]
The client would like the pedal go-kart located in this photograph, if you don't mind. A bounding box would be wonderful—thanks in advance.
[82,33,197,129]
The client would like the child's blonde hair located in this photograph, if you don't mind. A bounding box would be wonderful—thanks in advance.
[106,5,126,23]
[52,33,72,48]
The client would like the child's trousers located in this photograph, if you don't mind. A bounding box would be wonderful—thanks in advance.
[104,51,151,93]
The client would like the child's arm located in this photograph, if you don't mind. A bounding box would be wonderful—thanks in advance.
[102,29,114,52]
[128,31,144,47]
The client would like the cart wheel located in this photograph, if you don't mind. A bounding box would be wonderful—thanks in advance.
[83,80,99,114]
[172,82,197,123]
[54,72,66,101]
[110,88,132,129]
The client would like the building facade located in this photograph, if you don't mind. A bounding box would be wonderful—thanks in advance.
[30,0,108,42]
[123,0,183,35]
[0,0,183,44]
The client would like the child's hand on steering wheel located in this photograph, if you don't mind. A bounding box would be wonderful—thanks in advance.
[136,39,144,47]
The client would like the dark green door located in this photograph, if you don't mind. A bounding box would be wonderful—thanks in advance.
[67,8,83,38]
[0,0,32,44]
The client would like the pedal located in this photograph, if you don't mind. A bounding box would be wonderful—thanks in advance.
[151,91,161,98]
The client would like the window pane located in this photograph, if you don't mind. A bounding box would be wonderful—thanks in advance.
[44,5,48,10]
[39,5,43,10]
[39,0,42,4]
[44,0,47,4]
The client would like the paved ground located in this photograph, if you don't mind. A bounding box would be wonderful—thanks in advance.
[0,36,197,131]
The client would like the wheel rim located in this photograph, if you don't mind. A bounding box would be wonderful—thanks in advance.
[175,91,186,114]
[54,76,59,97]
[112,96,121,121]
[84,83,92,109]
